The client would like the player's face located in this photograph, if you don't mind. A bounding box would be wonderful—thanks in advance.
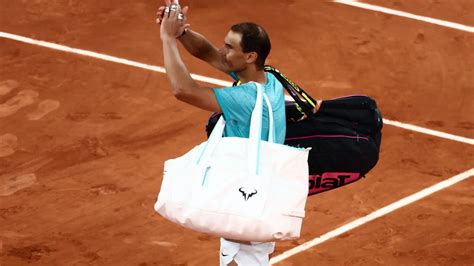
[221,31,248,72]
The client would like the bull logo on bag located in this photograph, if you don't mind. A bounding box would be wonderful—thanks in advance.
[239,187,258,201]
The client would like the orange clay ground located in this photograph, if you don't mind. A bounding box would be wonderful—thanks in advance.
[1,0,473,265]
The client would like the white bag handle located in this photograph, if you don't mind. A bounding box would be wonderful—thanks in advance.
[197,82,276,176]
[196,115,225,165]
[263,93,275,143]
[248,82,275,175]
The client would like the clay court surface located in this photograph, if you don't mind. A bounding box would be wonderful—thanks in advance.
[1,0,473,265]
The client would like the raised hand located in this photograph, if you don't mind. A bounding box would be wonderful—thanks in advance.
[157,0,190,39]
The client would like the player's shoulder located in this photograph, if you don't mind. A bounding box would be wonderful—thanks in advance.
[231,82,257,92]
[264,72,284,94]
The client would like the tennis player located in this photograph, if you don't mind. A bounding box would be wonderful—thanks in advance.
[157,1,286,265]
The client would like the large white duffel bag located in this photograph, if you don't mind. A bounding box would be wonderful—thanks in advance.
[154,82,310,242]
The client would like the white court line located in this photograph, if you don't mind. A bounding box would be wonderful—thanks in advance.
[270,168,474,264]
[1,31,473,146]
[334,0,474,33]
[0,32,232,88]
[384,119,474,145]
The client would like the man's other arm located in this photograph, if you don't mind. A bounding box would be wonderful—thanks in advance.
[178,30,230,74]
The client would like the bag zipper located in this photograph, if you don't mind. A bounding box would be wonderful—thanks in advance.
[285,134,370,141]
[201,166,211,186]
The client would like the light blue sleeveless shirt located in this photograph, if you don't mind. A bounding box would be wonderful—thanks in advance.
[213,72,286,144]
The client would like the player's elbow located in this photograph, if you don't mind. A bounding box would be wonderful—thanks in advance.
[173,91,186,101]
[172,87,184,99]
[170,82,200,104]
[171,86,189,102]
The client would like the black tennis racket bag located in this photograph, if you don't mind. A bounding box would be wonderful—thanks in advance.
[206,66,383,196]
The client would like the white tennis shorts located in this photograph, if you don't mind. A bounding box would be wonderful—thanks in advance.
[219,238,275,266]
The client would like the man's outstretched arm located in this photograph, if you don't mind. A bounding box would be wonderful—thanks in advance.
[160,3,221,112]
[161,37,221,112]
